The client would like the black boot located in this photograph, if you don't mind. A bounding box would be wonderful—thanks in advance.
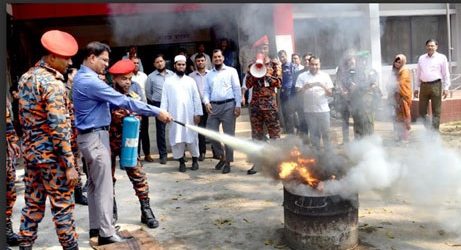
[6,220,20,246]
[191,157,199,170]
[140,199,159,228]
[247,165,257,175]
[222,161,231,174]
[19,245,32,250]
[74,186,88,205]
[178,158,186,172]
[64,242,79,250]
[112,198,118,225]
[89,228,99,238]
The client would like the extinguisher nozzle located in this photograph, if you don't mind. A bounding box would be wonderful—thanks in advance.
[173,120,186,127]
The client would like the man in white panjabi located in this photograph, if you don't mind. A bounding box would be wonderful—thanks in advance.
[160,55,203,172]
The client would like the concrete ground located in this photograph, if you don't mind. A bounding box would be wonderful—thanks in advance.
[8,107,461,250]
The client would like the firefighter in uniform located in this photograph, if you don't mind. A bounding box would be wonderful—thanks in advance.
[245,35,282,175]
[6,97,21,248]
[107,59,159,230]
[350,52,382,138]
[17,30,79,250]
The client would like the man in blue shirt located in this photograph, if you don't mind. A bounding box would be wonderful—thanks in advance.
[278,50,297,134]
[203,49,242,174]
[73,42,172,246]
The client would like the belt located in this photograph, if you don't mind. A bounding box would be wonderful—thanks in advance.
[78,126,109,135]
[210,98,235,105]
[422,79,441,84]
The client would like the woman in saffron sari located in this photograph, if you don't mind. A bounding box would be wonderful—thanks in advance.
[392,54,413,142]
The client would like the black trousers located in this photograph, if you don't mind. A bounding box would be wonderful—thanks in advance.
[149,100,167,158]
[138,115,150,156]
[198,103,208,154]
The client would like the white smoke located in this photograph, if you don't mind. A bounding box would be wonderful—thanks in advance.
[107,3,257,47]
[320,132,461,234]
[322,135,402,197]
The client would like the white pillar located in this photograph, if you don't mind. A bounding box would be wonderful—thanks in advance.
[366,4,383,91]
[273,4,295,60]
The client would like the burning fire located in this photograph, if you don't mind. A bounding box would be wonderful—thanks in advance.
[278,147,321,188]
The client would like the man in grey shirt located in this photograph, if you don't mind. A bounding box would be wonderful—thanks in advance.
[146,54,175,164]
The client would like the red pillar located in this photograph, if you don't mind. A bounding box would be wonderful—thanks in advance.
[272,4,295,56]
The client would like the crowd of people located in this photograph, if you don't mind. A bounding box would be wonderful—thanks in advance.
[5,28,451,249]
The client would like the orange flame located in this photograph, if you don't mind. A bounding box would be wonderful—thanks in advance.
[279,162,297,179]
[278,147,320,188]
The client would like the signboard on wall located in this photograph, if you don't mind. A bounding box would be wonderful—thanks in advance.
[148,29,210,45]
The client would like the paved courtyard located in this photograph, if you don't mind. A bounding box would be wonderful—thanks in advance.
[8,107,461,250]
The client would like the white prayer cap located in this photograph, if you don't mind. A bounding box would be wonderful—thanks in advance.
[174,55,187,63]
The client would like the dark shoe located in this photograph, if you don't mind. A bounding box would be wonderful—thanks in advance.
[144,155,155,162]
[198,153,205,161]
[179,158,186,172]
[19,245,33,250]
[64,242,79,250]
[6,220,20,246]
[140,199,160,229]
[247,165,257,175]
[214,160,225,170]
[98,233,132,246]
[74,186,88,206]
[222,163,231,174]
[191,157,199,170]
[159,157,167,165]
[89,228,99,238]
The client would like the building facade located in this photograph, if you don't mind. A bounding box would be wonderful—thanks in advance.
[7,3,461,92]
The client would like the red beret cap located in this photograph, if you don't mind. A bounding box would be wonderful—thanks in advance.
[41,30,78,57]
[252,35,269,48]
[108,59,135,75]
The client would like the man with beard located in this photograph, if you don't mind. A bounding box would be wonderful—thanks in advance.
[17,29,79,250]
[107,59,160,229]
[161,55,203,172]
[190,43,212,70]
[146,54,175,164]
[189,53,211,161]
[73,42,172,246]
[203,49,242,174]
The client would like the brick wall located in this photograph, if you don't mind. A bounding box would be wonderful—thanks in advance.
[411,97,461,123]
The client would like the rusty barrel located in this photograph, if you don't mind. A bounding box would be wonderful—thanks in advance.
[283,188,359,250]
